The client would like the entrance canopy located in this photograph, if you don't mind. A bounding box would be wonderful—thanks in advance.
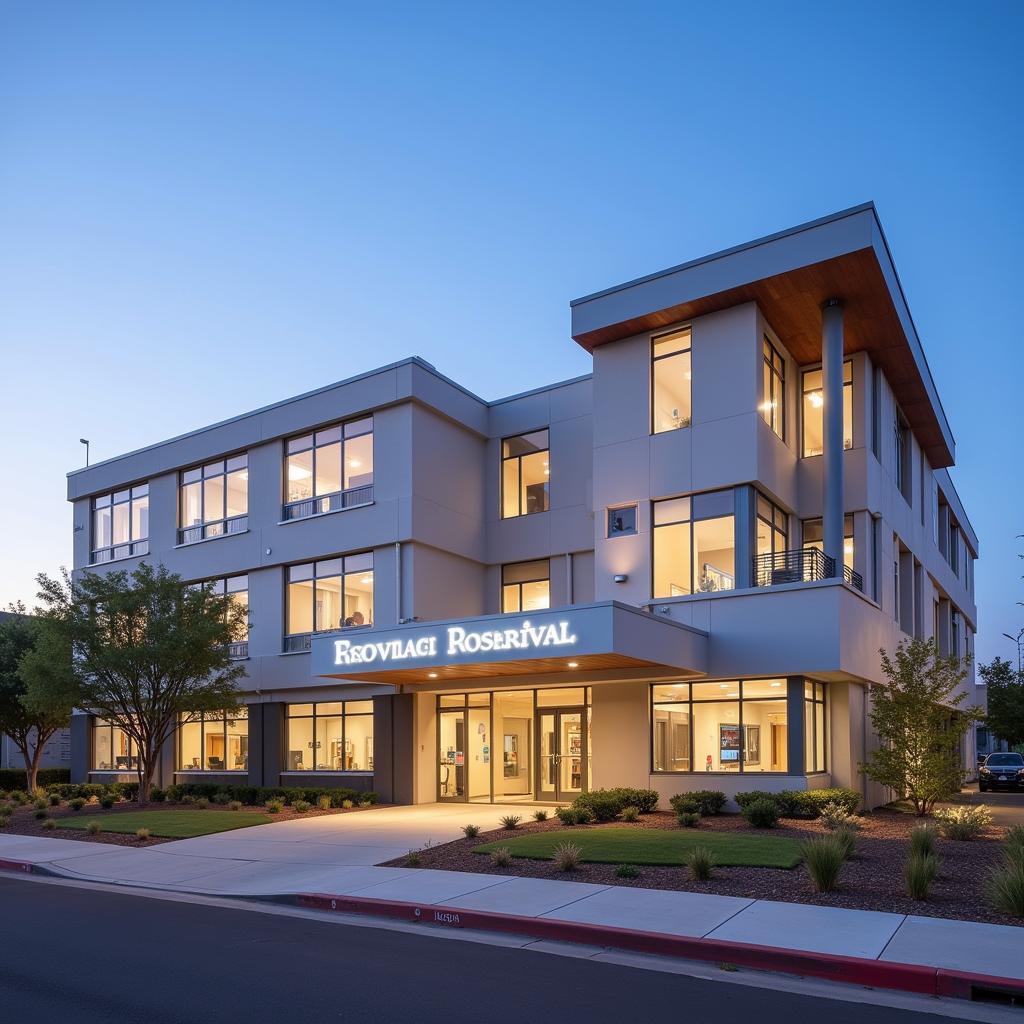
[311,601,708,685]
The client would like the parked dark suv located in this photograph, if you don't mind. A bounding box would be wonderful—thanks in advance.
[979,752,1024,792]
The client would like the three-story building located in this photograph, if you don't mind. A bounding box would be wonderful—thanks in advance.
[67,203,979,809]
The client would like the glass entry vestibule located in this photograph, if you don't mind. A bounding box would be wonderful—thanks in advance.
[436,687,590,803]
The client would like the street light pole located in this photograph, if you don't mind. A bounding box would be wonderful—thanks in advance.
[80,438,90,467]
[1002,629,1024,674]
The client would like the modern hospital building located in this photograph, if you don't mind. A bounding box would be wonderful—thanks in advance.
[67,203,979,810]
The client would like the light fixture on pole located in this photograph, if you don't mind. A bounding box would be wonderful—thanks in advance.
[1002,629,1024,674]
[80,438,90,467]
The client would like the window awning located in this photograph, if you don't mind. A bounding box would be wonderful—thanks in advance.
[311,601,708,685]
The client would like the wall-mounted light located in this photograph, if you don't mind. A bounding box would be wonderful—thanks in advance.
[567,661,579,669]
[613,573,628,584]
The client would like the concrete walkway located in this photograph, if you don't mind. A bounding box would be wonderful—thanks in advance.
[1,804,1022,983]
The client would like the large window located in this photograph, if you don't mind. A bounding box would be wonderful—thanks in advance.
[804,681,827,772]
[756,495,788,559]
[652,680,789,774]
[178,709,248,771]
[653,490,735,597]
[286,700,374,771]
[92,719,137,770]
[285,553,374,651]
[761,338,785,439]
[180,455,248,544]
[502,560,550,613]
[801,361,852,458]
[91,485,149,564]
[284,417,373,520]
[501,430,549,518]
[210,575,249,658]
[802,515,854,573]
[894,409,911,500]
[651,327,691,433]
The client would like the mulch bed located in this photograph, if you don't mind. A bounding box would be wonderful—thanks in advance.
[0,800,378,848]
[383,810,1021,927]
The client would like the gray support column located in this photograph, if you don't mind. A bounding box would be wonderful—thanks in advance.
[158,733,175,789]
[733,486,756,589]
[251,702,285,789]
[247,704,265,788]
[372,693,414,805]
[70,713,91,783]
[822,299,845,577]
[786,677,805,776]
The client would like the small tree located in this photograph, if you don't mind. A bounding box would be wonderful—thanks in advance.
[862,637,982,815]
[979,656,1024,749]
[37,564,247,803]
[0,605,75,793]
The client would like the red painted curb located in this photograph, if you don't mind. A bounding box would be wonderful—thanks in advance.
[297,891,1024,1003]
[0,858,33,874]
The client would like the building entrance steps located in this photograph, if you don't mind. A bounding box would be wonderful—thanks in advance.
[2,804,1023,1000]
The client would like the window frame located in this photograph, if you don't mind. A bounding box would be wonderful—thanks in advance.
[607,504,638,538]
[651,490,736,598]
[179,454,248,545]
[177,708,249,772]
[650,679,792,775]
[804,681,828,773]
[91,484,150,564]
[800,360,853,458]
[285,700,374,772]
[283,416,374,521]
[650,326,692,435]
[91,718,138,771]
[501,559,551,613]
[761,337,786,440]
[500,428,550,519]
[284,552,374,651]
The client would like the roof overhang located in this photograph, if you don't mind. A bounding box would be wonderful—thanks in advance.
[311,602,708,685]
[570,203,955,468]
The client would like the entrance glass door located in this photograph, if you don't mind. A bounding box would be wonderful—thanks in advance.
[536,708,586,803]
[437,710,466,801]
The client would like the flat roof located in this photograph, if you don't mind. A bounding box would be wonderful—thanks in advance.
[570,203,956,469]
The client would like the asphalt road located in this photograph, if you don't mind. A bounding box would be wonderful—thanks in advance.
[0,876,968,1024]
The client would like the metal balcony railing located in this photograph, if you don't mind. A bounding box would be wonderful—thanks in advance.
[178,515,248,546]
[282,484,374,522]
[753,548,863,592]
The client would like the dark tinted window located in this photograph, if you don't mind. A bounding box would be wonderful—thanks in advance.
[986,753,1024,767]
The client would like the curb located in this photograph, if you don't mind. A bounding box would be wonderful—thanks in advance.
[295,891,1024,1004]
[3,858,1021,1004]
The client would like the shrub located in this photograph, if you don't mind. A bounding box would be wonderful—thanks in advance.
[499,814,522,830]
[1004,825,1024,868]
[934,805,992,841]
[676,812,701,828]
[99,795,116,810]
[820,801,860,832]
[227,800,243,811]
[405,849,422,867]
[556,806,593,826]
[988,860,1024,918]
[33,798,48,811]
[615,863,640,879]
[462,824,481,838]
[265,800,284,814]
[317,795,332,811]
[212,792,232,805]
[342,799,355,809]
[735,788,860,819]
[0,769,69,791]
[687,846,715,881]
[69,797,86,811]
[553,842,582,872]
[42,818,58,831]
[292,800,311,813]
[136,827,151,841]
[532,809,548,822]
[192,797,210,810]
[572,787,659,821]
[489,846,512,867]
[8,790,28,805]
[904,852,939,900]
[87,795,100,805]
[801,835,846,892]
[47,792,61,807]
[672,790,727,817]
[86,821,101,835]
[34,808,48,820]
[908,825,937,859]
[619,806,640,823]
[742,798,779,829]
[832,825,857,860]
[149,787,166,802]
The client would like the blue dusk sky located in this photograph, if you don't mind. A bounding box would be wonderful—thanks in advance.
[1,2,1021,666]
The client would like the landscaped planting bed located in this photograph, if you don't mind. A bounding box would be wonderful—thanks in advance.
[385,809,1018,926]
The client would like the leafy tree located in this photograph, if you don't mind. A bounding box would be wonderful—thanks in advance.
[979,656,1024,749]
[862,637,982,815]
[37,564,247,803]
[0,605,76,792]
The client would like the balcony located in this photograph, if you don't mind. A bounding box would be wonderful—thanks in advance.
[282,484,373,522]
[754,548,863,592]
[227,641,249,659]
[178,515,248,546]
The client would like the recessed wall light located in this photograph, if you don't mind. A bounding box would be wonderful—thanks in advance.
[428,672,438,679]
[567,661,579,668]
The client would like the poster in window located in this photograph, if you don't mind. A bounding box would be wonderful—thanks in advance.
[719,724,741,763]
[744,724,761,766]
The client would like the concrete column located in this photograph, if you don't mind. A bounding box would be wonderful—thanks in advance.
[70,712,91,783]
[822,299,845,577]
[733,486,756,589]
[786,677,805,775]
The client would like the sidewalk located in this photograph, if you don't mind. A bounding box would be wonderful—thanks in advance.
[2,827,1022,998]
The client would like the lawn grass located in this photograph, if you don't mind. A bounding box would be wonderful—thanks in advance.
[57,810,272,839]
[474,827,802,868]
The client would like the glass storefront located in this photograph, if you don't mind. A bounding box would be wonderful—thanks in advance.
[436,687,590,803]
